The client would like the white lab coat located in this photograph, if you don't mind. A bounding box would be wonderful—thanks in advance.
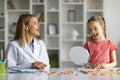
[6,39,50,70]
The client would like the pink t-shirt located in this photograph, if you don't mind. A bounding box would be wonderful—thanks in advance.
[84,39,118,64]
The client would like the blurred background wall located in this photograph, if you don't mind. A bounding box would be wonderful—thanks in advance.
[104,0,120,66]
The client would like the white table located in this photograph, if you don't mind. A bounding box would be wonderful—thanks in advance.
[0,68,120,80]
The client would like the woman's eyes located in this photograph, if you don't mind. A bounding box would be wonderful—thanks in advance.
[33,22,39,25]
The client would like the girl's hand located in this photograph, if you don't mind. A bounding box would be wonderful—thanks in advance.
[84,63,92,69]
[84,63,97,69]
[32,61,47,69]
[101,63,109,69]
[93,64,103,69]
[93,63,109,69]
[84,63,109,69]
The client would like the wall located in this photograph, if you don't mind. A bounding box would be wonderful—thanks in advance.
[104,0,120,66]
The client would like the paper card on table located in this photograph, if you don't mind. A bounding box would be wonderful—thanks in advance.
[8,69,37,73]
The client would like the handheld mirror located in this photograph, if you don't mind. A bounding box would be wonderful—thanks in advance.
[69,46,89,66]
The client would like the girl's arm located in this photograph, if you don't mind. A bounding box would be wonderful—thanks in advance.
[93,50,117,69]
[102,50,117,68]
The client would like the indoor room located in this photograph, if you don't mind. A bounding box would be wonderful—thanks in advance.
[0,0,120,80]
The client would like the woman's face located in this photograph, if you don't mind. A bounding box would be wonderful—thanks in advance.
[26,17,40,36]
[88,21,104,41]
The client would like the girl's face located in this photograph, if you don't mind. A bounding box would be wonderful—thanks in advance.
[26,17,40,36]
[88,21,104,41]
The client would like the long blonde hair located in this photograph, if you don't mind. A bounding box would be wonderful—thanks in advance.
[87,16,107,38]
[14,14,35,47]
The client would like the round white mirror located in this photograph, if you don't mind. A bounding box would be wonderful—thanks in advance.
[69,46,89,67]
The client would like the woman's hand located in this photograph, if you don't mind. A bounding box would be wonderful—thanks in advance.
[32,61,47,69]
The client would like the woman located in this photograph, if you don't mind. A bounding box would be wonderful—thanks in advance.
[6,14,50,70]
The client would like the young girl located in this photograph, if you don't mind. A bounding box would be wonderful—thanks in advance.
[84,16,118,69]
[6,14,50,70]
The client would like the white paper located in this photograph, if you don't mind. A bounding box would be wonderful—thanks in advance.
[9,69,37,73]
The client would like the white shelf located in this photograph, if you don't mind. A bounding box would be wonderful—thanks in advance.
[32,3,45,5]
[86,34,91,37]
[47,47,59,50]
[47,35,59,37]
[8,34,14,37]
[62,2,84,5]
[8,9,30,12]
[47,10,59,12]
[0,16,4,18]
[62,22,83,24]
[0,40,4,42]
[0,0,5,54]
[62,39,84,42]
[39,22,45,24]
[0,29,4,31]
[87,9,103,12]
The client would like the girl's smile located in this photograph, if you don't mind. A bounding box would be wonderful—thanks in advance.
[88,21,105,42]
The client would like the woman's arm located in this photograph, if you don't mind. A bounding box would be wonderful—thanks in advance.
[7,43,32,69]
[38,40,50,70]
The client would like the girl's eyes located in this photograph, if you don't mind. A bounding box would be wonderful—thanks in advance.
[94,28,98,30]
[89,29,92,32]
[89,28,98,31]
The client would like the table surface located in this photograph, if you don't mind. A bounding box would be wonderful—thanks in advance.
[0,68,120,80]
